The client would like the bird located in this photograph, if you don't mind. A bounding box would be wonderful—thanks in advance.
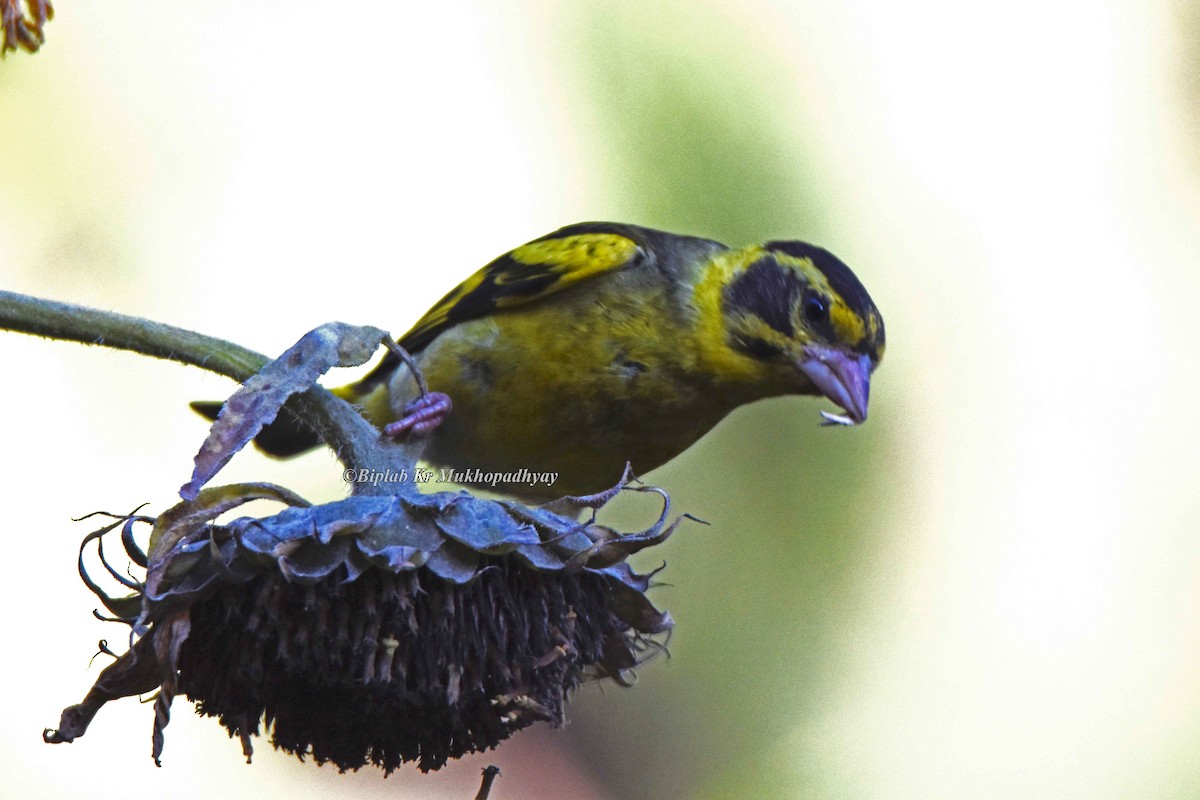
[193,222,885,501]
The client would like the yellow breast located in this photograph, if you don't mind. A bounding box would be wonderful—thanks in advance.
[385,276,757,498]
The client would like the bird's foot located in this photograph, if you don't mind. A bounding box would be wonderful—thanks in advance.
[383,392,453,439]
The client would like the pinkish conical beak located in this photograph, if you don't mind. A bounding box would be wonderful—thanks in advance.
[797,345,873,425]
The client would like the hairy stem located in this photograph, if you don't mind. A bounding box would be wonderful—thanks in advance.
[0,290,267,381]
[0,289,410,479]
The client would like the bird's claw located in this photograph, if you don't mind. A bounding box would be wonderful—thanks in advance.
[384,392,453,439]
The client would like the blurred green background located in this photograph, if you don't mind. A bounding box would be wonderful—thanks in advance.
[4,2,1200,798]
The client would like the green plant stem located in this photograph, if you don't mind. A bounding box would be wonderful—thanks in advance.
[0,289,412,482]
[0,290,267,381]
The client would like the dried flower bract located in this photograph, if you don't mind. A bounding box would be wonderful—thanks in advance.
[1,0,52,55]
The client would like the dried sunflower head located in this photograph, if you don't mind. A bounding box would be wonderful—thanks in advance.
[45,325,697,773]
[46,475,685,773]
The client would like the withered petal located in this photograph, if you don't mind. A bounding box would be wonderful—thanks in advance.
[512,543,568,571]
[278,538,354,583]
[425,540,481,584]
[435,498,540,554]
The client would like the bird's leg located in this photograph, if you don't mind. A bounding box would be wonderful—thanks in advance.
[383,392,453,439]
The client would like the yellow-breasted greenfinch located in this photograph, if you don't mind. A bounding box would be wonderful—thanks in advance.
[194,222,885,500]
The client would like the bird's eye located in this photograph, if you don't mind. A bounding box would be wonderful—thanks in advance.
[803,296,828,324]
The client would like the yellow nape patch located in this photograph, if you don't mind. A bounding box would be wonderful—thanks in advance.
[690,246,772,382]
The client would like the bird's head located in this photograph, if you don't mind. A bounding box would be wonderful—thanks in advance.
[713,240,885,424]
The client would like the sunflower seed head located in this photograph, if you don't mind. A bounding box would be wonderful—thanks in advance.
[47,470,685,772]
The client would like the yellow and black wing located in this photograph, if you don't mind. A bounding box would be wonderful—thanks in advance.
[358,222,650,388]
[401,222,648,352]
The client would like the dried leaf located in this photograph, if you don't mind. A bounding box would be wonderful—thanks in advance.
[180,323,387,500]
